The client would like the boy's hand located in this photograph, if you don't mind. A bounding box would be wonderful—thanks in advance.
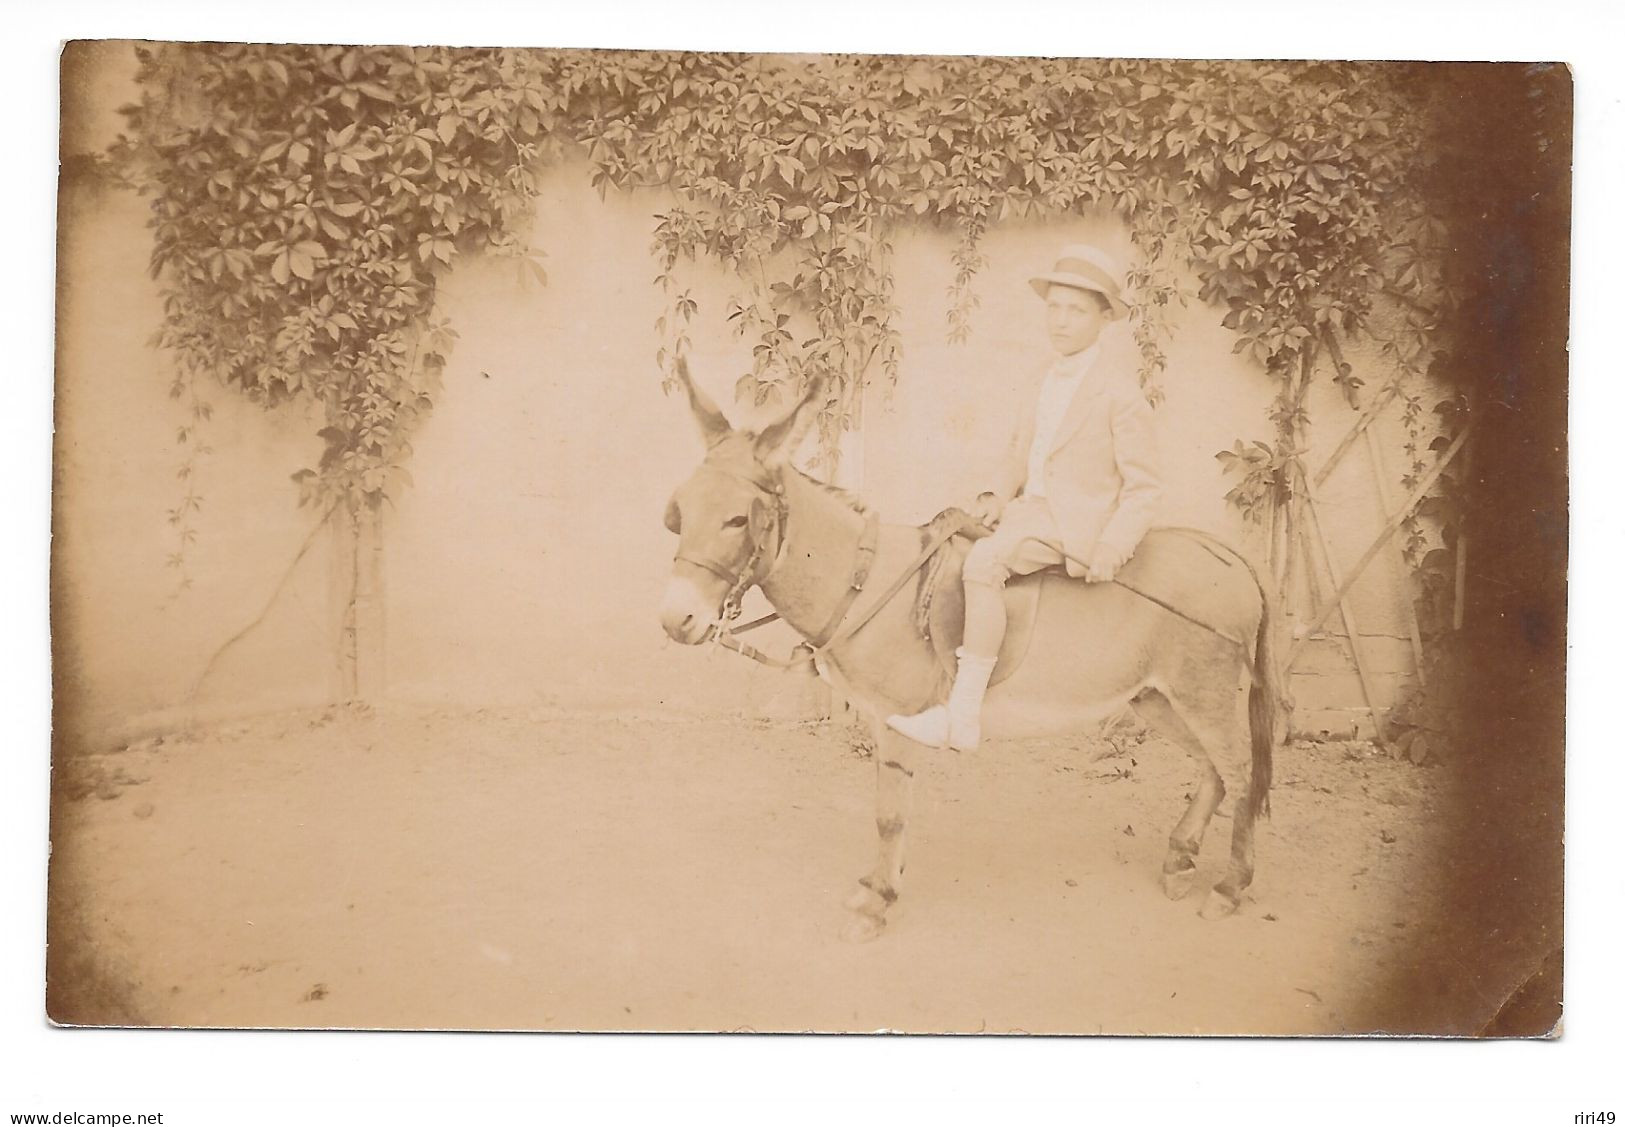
[1085,543,1129,583]
[969,492,1004,529]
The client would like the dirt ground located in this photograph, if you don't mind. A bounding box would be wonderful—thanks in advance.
[48,702,1457,1034]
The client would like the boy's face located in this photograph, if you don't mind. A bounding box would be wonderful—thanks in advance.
[1045,284,1110,356]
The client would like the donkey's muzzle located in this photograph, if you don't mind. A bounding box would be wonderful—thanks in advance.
[660,574,719,645]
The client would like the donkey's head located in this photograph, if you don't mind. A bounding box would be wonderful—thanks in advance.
[659,360,824,644]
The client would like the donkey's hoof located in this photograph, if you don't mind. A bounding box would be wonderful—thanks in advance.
[1161,865,1199,901]
[1199,887,1241,920]
[841,912,887,944]
[844,882,889,916]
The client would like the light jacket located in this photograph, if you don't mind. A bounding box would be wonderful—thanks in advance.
[985,331,1161,578]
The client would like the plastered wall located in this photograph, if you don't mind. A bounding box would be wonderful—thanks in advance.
[55,48,1428,745]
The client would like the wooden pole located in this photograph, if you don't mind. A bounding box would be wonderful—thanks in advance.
[1275,352,1315,654]
[1299,473,1386,740]
[1275,479,1302,652]
[1298,510,1328,614]
[1313,379,1401,489]
[1288,421,1474,662]
[1361,426,1427,684]
[1265,480,1282,589]
[1321,331,1427,685]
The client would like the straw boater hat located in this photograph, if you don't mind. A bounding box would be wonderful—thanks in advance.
[1029,244,1128,320]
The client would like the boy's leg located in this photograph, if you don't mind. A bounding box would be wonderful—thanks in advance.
[887,501,1062,750]
[960,574,1007,659]
[961,498,1066,655]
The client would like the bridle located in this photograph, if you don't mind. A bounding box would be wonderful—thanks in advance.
[670,466,789,629]
[670,471,1267,682]
[668,462,885,664]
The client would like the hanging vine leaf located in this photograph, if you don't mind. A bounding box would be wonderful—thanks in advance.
[113,48,1464,576]
[113,43,556,517]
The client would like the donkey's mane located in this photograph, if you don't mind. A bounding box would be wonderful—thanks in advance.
[790,467,870,517]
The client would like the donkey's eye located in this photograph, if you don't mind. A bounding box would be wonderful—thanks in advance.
[722,514,749,529]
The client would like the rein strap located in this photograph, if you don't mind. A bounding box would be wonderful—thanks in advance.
[712,513,1263,684]
[804,513,881,649]
[715,510,967,669]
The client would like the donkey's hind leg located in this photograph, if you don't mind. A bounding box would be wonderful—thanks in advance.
[1131,690,1227,901]
[842,722,920,943]
[1146,671,1260,920]
[1203,791,1259,920]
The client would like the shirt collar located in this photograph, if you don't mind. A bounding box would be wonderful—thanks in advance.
[1049,341,1102,380]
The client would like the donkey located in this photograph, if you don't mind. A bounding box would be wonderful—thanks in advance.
[659,364,1282,940]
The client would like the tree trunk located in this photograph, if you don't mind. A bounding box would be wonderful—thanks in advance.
[327,502,357,702]
[328,499,387,703]
[355,501,387,700]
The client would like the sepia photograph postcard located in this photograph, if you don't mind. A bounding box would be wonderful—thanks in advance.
[49,41,1569,1037]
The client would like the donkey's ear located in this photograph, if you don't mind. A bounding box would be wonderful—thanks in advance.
[675,356,731,447]
[754,375,826,467]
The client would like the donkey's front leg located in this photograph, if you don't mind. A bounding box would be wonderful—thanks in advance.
[842,723,920,942]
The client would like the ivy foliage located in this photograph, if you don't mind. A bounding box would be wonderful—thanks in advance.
[113,44,553,510]
[114,48,1455,521]
[581,55,1453,483]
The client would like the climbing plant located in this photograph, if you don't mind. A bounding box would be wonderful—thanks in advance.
[112,43,556,529]
[115,49,1465,590]
[580,56,1460,492]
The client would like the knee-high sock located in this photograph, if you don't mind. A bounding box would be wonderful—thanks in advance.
[962,578,1006,660]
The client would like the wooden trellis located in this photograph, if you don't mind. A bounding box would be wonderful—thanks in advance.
[1278,383,1472,740]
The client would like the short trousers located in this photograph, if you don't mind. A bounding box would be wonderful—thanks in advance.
[963,496,1066,588]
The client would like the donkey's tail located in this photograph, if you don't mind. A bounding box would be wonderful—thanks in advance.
[1247,576,1285,820]
[1170,527,1284,820]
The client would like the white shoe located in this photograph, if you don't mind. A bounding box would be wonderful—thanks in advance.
[886,705,981,752]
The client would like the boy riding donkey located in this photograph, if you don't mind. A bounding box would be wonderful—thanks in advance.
[887,244,1162,751]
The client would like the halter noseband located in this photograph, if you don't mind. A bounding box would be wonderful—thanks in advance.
[671,466,788,626]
